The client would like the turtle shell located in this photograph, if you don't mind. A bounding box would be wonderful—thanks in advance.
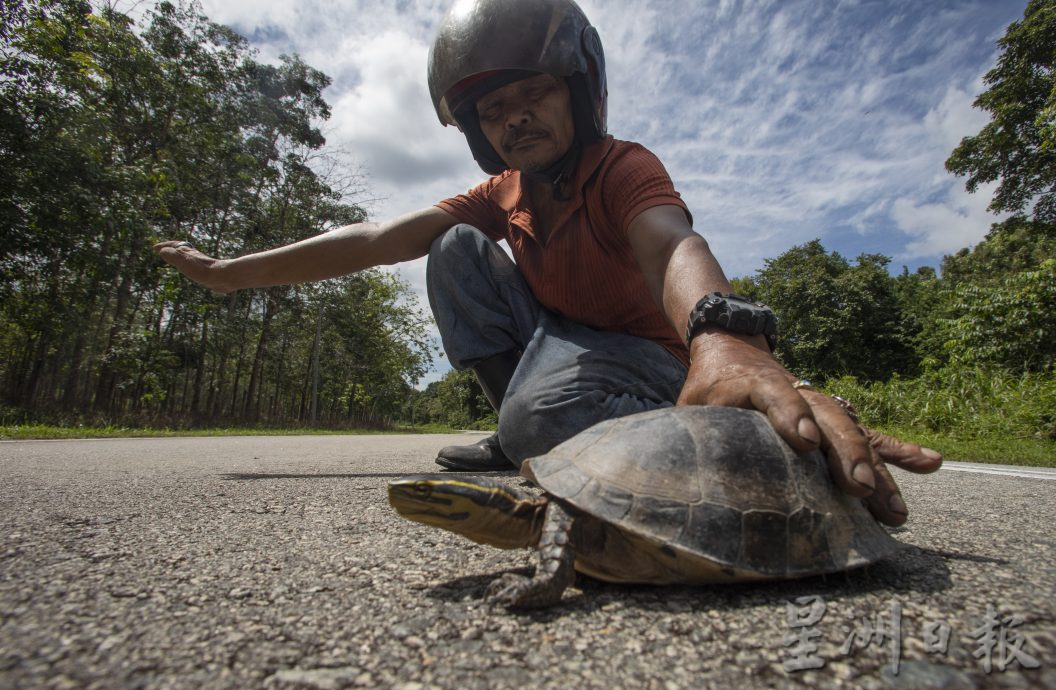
[521,406,899,581]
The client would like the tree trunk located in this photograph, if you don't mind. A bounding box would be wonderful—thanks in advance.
[94,272,134,415]
[190,319,209,416]
[310,310,321,425]
[243,290,278,422]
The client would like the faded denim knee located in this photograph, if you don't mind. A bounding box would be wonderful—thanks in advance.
[426,224,539,369]
[428,223,487,268]
[497,383,615,466]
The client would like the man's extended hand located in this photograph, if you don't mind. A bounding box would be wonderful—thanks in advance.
[678,331,942,527]
[153,241,237,293]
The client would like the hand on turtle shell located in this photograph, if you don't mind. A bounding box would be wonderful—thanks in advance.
[153,240,237,294]
[678,332,942,527]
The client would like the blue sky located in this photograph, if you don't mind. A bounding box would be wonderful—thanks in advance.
[128,0,1026,384]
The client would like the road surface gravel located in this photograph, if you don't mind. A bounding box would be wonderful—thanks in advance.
[1,434,1054,690]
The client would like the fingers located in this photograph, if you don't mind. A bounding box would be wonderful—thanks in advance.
[680,362,823,453]
[810,393,879,498]
[153,240,203,269]
[152,240,232,293]
[153,239,196,253]
[861,455,909,527]
[722,377,913,526]
[678,339,934,527]
[811,405,932,526]
[814,409,908,526]
[864,427,943,474]
[749,376,822,452]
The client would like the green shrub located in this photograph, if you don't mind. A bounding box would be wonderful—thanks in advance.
[825,364,1056,441]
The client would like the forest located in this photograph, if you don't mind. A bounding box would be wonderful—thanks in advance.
[2,0,435,428]
[2,0,1054,455]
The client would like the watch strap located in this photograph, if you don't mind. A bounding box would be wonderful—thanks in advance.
[685,292,778,350]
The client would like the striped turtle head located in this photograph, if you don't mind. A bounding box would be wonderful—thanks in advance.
[388,475,547,550]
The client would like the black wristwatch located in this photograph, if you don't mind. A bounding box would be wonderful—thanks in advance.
[685,292,778,351]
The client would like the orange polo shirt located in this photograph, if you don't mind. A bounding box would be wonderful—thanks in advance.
[435,136,692,366]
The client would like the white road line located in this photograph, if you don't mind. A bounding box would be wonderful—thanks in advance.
[941,461,1056,481]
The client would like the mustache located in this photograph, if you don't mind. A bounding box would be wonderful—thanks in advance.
[502,127,549,152]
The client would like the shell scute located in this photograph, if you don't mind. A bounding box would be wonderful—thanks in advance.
[740,509,789,576]
[573,479,634,523]
[786,505,837,573]
[678,500,742,564]
[627,495,689,543]
[538,411,702,504]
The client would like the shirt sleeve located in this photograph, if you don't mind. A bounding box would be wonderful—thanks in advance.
[434,175,510,242]
[601,143,692,234]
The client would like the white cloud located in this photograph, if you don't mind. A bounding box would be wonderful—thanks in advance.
[893,182,1002,259]
[882,76,1003,260]
[326,30,481,211]
[923,80,991,167]
[572,0,1018,276]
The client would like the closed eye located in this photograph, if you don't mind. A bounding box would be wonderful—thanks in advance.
[526,85,553,101]
[478,106,501,122]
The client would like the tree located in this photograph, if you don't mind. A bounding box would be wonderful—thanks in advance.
[892,265,943,368]
[940,217,1056,288]
[0,1,433,428]
[942,259,1056,372]
[750,240,918,383]
[413,369,492,429]
[940,2,1056,376]
[912,217,1056,371]
[946,0,1056,224]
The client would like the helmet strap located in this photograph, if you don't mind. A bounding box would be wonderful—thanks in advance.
[524,138,582,201]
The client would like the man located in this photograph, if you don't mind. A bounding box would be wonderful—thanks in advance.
[155,0,941,526]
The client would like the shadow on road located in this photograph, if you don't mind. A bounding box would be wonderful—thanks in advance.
[220,472,411,480]
[422,542,958,617]
[219,470,519,481]
[915,547,1008,566]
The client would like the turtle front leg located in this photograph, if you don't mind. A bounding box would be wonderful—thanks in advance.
[486,501,576,608]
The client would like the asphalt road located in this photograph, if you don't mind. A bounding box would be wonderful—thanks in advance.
[1,433,1054,690]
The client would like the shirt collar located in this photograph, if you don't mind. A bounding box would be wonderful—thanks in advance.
[491,135,615,214]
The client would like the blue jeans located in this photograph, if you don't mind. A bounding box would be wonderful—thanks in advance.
[426,225,688,465]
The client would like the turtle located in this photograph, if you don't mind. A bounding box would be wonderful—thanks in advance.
[388,405,900,608]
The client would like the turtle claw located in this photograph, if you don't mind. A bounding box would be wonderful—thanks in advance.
[485,571,567,609]
[485,573,532,607]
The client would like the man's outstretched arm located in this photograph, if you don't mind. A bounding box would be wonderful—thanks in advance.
[627,204,942,527]
[153,207,459,293]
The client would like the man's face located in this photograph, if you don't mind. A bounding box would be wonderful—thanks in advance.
[475,74,575,174]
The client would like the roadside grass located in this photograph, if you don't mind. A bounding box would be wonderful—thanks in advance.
[0,423,471,441]
[875,426,1056,468]
[4,422,1052,468]
[824,367,1056,468]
